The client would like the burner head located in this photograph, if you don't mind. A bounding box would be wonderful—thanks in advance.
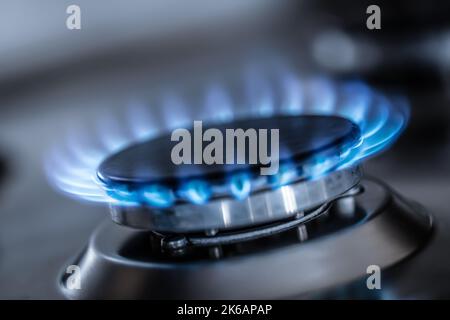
[98,115,361,207]
[97,115,363,232]
[46,76,409,212]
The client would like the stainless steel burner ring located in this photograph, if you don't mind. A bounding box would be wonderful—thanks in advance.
[110,166,361,232]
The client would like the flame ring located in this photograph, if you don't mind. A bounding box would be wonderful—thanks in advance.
[45,75,409,206]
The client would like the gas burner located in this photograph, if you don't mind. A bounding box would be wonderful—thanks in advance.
[100,115,361,232]
[58,114,432,299]
[50,73,431,299]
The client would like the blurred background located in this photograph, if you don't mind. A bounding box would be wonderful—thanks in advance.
[1,0,450,298]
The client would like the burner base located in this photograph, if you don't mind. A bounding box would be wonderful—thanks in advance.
[60,179,432,299]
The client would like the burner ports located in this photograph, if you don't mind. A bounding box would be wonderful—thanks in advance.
[109,166,361,232]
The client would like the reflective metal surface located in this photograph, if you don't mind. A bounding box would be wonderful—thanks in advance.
[60,178,432,299]
[110,166,361,232]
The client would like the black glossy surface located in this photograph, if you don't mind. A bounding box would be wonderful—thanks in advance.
[98,115,360,186]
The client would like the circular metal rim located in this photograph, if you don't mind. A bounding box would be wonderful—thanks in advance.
[109,166,361,232]
[60,178,433,299]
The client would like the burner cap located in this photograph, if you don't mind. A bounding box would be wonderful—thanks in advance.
[98,115,361,206]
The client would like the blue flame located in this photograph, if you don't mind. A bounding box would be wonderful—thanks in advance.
[205,84,234,123]
[308,77,336,114]
[244,65,275,117]
[161,92,191,130]
[269,163,298,188]
[280,72,303,115]
[178,180,212,205]
[229,172,252,200]
[45,66,409,207]
[303,154,340,179]
[105,184,140,206]
[127,101,159,141]
[141,184,175,208]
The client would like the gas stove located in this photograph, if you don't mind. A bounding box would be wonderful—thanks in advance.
[2,0,450,303]
[44,75,433,299]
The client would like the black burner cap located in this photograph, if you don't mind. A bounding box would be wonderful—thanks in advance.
[98,115,361,188]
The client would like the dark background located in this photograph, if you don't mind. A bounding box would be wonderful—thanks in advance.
[1,0,450,298]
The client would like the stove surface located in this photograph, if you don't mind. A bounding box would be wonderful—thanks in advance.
[1,0,450,300]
